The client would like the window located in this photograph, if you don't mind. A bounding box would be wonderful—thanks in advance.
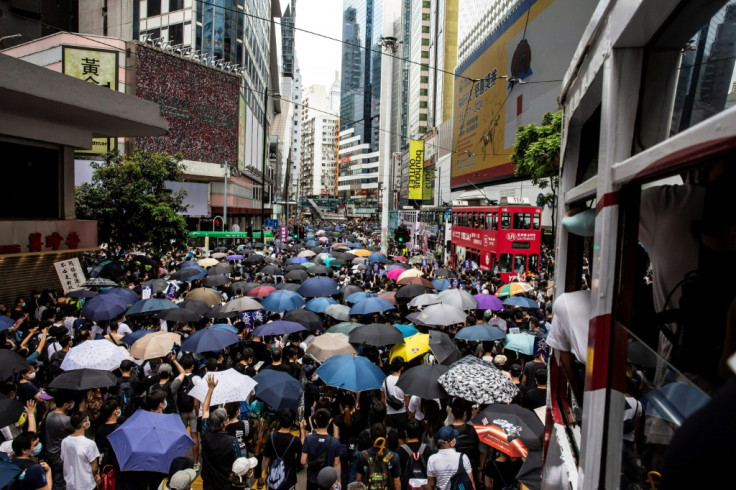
[533,213,541,229]
[513,255,526,273]
[492,212,498,230]
[419,88,428,96]
[422,26,430,33]
[513,213,531,229]
[147,0,161,17]
[169,0,183,11]
[419,101,428,108]
[485,214,492,230]
[528,254,539,273]
[501,212,511,229]
[478,213,486,229]
[168,23,183,45]
[498,254,512,273]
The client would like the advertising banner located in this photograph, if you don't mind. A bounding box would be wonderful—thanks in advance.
[408,140,425,200]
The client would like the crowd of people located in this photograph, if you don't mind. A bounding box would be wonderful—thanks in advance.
[0,221,559,490]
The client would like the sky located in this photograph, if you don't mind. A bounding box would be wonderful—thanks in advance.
[293,0,343,90]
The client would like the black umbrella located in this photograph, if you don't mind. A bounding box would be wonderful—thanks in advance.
[82,278,118,287]
[179,299,211,315]
[253,370,302,410]
[516,450,543,490]
[275,283,300,292]
[157,307,201,323]
[285,264,307,272]
[396,364,449,399]
[246,254,265,265]
[0,397,24,428]
[310,265,332,275]
[66,289,98,299]
[208,263,233,275]
[340,285,362,300]
[252,242,265,249]
[471,404,545,458]
[283,309,323,331]
[260,265,284,275]
[203,275,229,287]
[170,268,205,281]
[285,270,309,282]
[330,252,354,261]
[0,350,29,379]
[434,268,457,278]
[428,330,461,365]
[141,279,168,294]
[99,262,125,281]
[229,282,260,295]
[310,246,326,254]
[329,259,348,267]
[395,284,429,300]
[203,304,229,319]
[48,369,117,391]
[349,323,404,346]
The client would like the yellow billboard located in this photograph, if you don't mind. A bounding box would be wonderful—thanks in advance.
[63,47,118,154]
[408,140,425,200]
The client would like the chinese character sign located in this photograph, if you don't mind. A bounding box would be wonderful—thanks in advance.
[408,140,425,200]
[54,258,86,293]
[141,285,153,300]
[279,226,288,243]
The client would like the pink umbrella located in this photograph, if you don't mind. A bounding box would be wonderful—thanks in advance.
[392,256,409,263]
[247,286,276,298]
[386,268,404,281]
[318,236,329,242]
[378,291,398,306]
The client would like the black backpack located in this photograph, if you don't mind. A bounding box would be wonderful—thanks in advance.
[399,444,427,490]
[307,435,337,471]
[177,373,196,413]
[116,379,137,417]
[453,425,480,467]
[383,379,404,410]
[267,433,296,490]
[449,454,473,490]
[7,459,35,490]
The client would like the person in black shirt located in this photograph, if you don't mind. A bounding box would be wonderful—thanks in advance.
[225,402,249,454]
[522,369,547,410]
[333,393,365,488]
[397,419,433,490]
[483,450,523,490]
[262,348,293,376]
[522,353,547,389]
[261,409,304,490]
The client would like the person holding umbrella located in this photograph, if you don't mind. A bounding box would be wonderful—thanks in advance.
[10,431,52,490]
[200,375,243,490]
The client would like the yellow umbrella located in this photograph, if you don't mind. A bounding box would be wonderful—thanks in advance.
[397,268,424,281]
[186,287,222,306]
[130,332,181,360]
[390,333,430,362]
[198,258,219,267]
[353,249,372,257]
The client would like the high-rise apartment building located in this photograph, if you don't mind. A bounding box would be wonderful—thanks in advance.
[457,0,519,66]
[407,0,431,139]
[300,85,339,198]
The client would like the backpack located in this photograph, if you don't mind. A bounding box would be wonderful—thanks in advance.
[177,374,196,413]
[116,379,137,417]
[361,448,394,490]
[307,435,337,471]
[449,454,473,490]
[267,433,295,490]
[399,444,427,490]
[453,425,480,467]
[7,460,35,490]
[383,379,404,410]
[97,465,116,490]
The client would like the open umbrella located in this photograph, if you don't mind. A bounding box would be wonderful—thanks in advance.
[438,289,479,310]
[48,369,117,390]
[100,287,140,305]
[259,265,283,276]
[65,289,98,299]
[408,303,467,326]
[0,397,24,429]
[306,333,357,362]
[261,290,306,313]
[226,254,244,261]
[472,404,545,458]
[428,330,461,365]
[433,268,456,278]
[285,269,309,282]
[107,410,194,472]
[61,340,124,371]
[197,258,219,268]
[81,294,129,321]
[180,328,240,353]
[389,333,430,361]
[516,450,543,490]
[210,323,238,334]
[368,253,387,263]
[473,294,505,311]
[142,279,169,295]
[397,277,434,288]
[188,369,257,405]
[439,356,519,404]
[0,350,29,379]
[431,279,451,291]
[315,354,386,392]
[157,307,201,323]
[180,299,211,314]
[397,269,423,281]
[170,267,207,281]
[253,321,306,337]
[246,255,265,265]
[121,329,154,346]
[309,265,332,275]
[327,322,364,335]
[208,263,233,275]
[325,304,351,322]
[386,268,405,281]
[504,333,536,355]
[222,297,263,313]
[253,370,302,410]
[276,283,301,292]
[395,284,429,301]
[456,324,506,341]
[495,282,535,298]
[130,332,181,360]
[393,323,419,338]
[126,298,178,316]
[298,277,340,298]
[186,288,222,306]
[340,285,363,300]
[247,286,277,298]
[283,309,324,331]
[345,292,375,304]
[349,297,395,316]
[305,297,338,313]
[203,275,230,288]
[81,278,118,287]
[502,296,538,309]
[349,323,404,346]
[407,293,441,308]
[353,249,371,257]
[396,364,449,399]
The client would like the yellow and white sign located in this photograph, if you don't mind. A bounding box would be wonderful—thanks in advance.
[408,140,425,200]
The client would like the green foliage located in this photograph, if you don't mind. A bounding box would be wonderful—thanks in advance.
[511,111,562,207]
[75,150,189,255]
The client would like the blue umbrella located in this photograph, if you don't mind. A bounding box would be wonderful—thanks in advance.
[210,323,238,334]
[641,382,710,426]
[306,240,318,247]
[0,458,22,488]
[289,257,309,264]
[322,257,335,267]
[170,266,207,281]
[349,297,395,316]
[504,333,536,355]
[432,279,451,291]
[368,253,387,263]
[81,294,129,321]
[503,296,538,309]
[180,327,240,353]
[298,277,340,298]
[121,329,154,346]
[315,354,386,392]
[100,287,139,306]
[393,323,419,338]
[345,292,376,304]
[179,260,198,269]
[253,320,306,337]
[107,409,193,472]
[0,316,14,332]
[253,370,302,410]
[305,297,338,313]
[349,242,362,249]
[387,264,409,271]
[261,290,306,313]
[456,324,506,341]
[126,298,178,316]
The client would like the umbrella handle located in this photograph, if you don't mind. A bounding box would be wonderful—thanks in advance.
[647,471,661,489]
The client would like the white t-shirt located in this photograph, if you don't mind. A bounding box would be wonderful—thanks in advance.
[381,374,406,415]
[116,322,133,336]
[408,396,440,421]
[427,449,472,490]
[546,290,592,364]
[61,435,100,490]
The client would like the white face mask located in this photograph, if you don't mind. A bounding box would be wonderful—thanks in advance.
[26,372,36,381]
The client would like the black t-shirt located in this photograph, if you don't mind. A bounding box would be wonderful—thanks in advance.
[397,442,433,478]
[523,388,547,409]
[333,411,366,446]
[483,457,523,489]
[523,361,546,389]
[263,431,301,489]
[226,420,249,453]
[358,426,399,452]
[95,422,121,469]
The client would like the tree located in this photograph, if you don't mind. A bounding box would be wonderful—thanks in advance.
[75,150,189,256]
[511,111,562,241]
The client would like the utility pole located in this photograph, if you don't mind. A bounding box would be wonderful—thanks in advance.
[261,88,269,232]
[378,32,400,254]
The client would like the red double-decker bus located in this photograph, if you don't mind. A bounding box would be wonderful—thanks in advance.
[448,203,542,282]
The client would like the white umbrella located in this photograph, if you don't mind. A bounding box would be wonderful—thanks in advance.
[408,293,441,308]
[61,340,124,371]
[222,297,263,313]
[188,369,257,406]
[298,250,316,258]
[407,303,468,326]
[397,269,424,281]
[437,289,479,310]
[325,304,351,322]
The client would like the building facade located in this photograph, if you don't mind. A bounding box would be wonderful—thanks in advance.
[299,85,339,198]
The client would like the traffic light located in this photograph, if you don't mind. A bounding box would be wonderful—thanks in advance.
[213,216,223,231]
[293,225,299,239]
[246,225,252,241]
[299,226,305,240]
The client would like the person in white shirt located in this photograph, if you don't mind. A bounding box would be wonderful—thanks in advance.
[381,357,408,437]
[60,411,100,490]
[426,426,475,490]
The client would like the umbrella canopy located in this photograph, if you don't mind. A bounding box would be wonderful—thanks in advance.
[100,287,140,305]
[179,260,199,269]
[81,277,118,287]
[431,279,451,291]
[226,254,244,261]
[186,288,222,306]
[0,397,24,430]
[126,298,178,316]
[298,277,340,298]
[158,307,201,323]
[197,258,219,267]
[208,263,233,275]
[108,410,194,472]
[285,269,309,282]
[261,290,306,313]
[377,291,398,306]
[516,450,543,490]
[504,333,536,355]
[409,255,430,265]
[389,333,430,362]
[407,293,441,308]
[315,354,386,392]
[474,294,505,311]
[275,283,301,292]
[391,255,409,263]
[472,404,545,458]
[397,276,435,288]
[345,292,375,304]
[253,370,302,410]
[309,265,332,275]
[456,324,507,341]
[349,323,404,346]
[282,309,323,331]
[306,333,357,362]
[0,349,29,379]
[142,279,169,295]
[496,282,535,298]
[65,289,98,299]
[222,297,263,313]
[61,340,124,371]
[305,297,338,313]
[368,253,387,263]
[259,265,283,275]
[408,303,467,326]
[395,284,429,301]
[203,275,230,288]
[397,269,423,281]
[210,323,238,334]
[121,329,154,346]
[253,320,306,337]
[247,286,277,298]
[81,294,129,321]
[180,328,240,353]
[353,249,371,257]
[433,268,457,278]
[396,364,449,399]
[393,323,419,338]
[386,268,404,281]
[349,297,395,316]
[180,299,211,314]
[438,289,479,310]
[502,296,538,309]
[211,252,227,259]
[340,285,363,300]
[439,356,519,404]
[290,257,309,264]
[298,250,316,258]
[48,369,117,391]
[130,332,181,360]
[428,330,461,365]
[327,322,364,335]
[188,369,257,405]
[0,316,13,332]
[641,382,710,426]
[170,266,207,281]
[245,255,265,265]
[325,304,351,322]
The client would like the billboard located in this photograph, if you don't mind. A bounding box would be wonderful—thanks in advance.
[62,46,118,154]
[238,93,247,170]
[408,140,425,200]
[451,0,596,187]
[135,46,239,165]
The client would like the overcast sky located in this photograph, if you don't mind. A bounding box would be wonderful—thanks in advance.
[294,0,343,90]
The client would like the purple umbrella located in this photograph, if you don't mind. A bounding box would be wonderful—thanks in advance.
[226,254,244,261]
[253,320,306,337]
[474,294,505,311]
[289,257,309,264]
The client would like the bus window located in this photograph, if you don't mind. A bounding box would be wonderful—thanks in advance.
[492,213,498,230]
[462,213,468,227]
[452,213,458,226]
[514,255,526,273]
[473,213,479,228]
[499,254,513,272]
[485,214,492,230]
[501,212,511,229]
[528,254,539,273]
[513,213,532,229]
[533,214,541,230]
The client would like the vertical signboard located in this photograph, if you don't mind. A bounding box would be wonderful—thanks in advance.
[408,140,425,200]
[238,93,247,171]
[63,47,119,154]
[54,258,86,293]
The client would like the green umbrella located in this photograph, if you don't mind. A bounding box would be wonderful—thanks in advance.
[326,322,364,335]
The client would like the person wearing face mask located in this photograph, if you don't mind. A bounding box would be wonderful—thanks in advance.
[60,411,100,490]
[95,397,122,484]
[44,391,76,490]
[17,366,45,404]
[10,430,52,490]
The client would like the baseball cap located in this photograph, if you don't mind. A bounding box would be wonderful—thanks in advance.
[158,363,173,374]
[437,426,459,443]
[168,468,197,490]
[232,457,258,480]
[317,466,340,489]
